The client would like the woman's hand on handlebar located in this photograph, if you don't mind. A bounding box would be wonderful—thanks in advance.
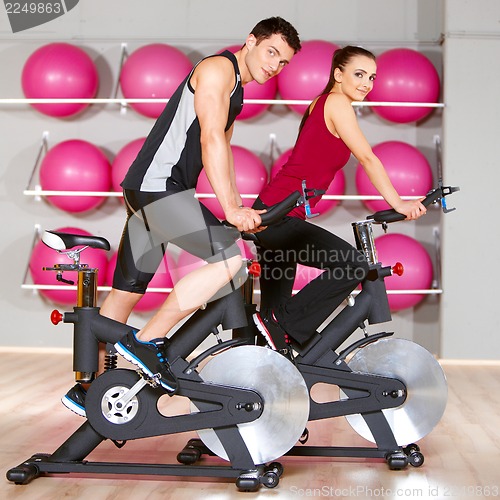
[224,206,267,233]
[393,198,427,220]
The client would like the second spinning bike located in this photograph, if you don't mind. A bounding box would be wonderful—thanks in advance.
[179,183,459,470]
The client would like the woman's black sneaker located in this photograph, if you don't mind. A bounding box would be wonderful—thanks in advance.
[253,311,294,359]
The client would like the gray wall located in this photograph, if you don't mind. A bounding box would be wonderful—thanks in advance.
[440,0,500,359]
[1,0,492,359]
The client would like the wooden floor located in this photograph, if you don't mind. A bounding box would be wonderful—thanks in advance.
[1,349,500,499]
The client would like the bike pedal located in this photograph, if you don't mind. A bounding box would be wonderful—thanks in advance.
[278,347,296,363]
[137,369,162,388]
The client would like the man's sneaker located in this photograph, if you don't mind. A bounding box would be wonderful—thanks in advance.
[61,383,87,417]
[114,331,177,394]
[253,311,293,356]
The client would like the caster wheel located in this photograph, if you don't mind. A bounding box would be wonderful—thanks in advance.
[404,443,420,455]
[177,447,201,465]
[262,470,279,488]
[387,452,408,470]
[408,451,425,467]
[267,461,284,477]
[236,476,260,492]
[186,438,205,448]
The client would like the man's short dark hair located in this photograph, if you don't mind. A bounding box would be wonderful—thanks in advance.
[250,16,301,54]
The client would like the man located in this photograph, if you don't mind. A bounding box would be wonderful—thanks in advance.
[62,16,301,416]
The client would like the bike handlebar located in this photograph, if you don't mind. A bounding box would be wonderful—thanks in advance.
[259,190,302,226]
[254,184,459,227]
[224,190,302,232]
[367,185,460,224]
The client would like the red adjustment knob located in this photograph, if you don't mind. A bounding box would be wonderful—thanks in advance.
[248,261,261,277]
[50,309,63,325]
[392,262,404,276]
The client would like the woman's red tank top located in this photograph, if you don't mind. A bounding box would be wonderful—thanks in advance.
[259,93,351,220]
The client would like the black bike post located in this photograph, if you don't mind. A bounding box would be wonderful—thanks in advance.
[66,266,101,383]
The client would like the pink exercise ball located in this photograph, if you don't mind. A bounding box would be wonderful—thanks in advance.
[196,145,268,219]
[270,148,293,179]
[271,148,346,216]
[106,252,174,313]
[111,138,146,191]
[220,45,277,120]
[355,141,433,213]
[293,264,324,292]
[315,172,346,217]
[21,43,98,117]
[277,40,340,114]
[120,43,193,118]
[30,227,109,305]
[367,48,440,123]
[375,233,433,311]
[40,139,111,213]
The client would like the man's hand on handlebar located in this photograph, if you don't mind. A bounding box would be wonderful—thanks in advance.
[223,191,301,232]
[394,198,427,221]
[224,206,267,233]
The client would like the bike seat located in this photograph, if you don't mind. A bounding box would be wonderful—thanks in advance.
[42,230,111,252]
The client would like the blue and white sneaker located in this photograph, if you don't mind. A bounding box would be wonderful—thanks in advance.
[61,383,87,417]
[114,331,177,394]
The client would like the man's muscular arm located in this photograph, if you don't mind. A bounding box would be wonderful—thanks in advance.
[192,56,261,231]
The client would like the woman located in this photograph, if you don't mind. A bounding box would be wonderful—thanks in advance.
[253,46,427,354]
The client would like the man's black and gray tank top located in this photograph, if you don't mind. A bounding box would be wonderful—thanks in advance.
[121,50,243,192]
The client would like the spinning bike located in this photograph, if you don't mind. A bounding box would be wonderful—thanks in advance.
[6,193,313,492]
[179,183,459,471]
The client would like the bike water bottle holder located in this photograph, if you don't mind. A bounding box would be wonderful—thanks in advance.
[301,180,326,219]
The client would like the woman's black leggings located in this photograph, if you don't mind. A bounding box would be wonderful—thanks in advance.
[254,198,369,345]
